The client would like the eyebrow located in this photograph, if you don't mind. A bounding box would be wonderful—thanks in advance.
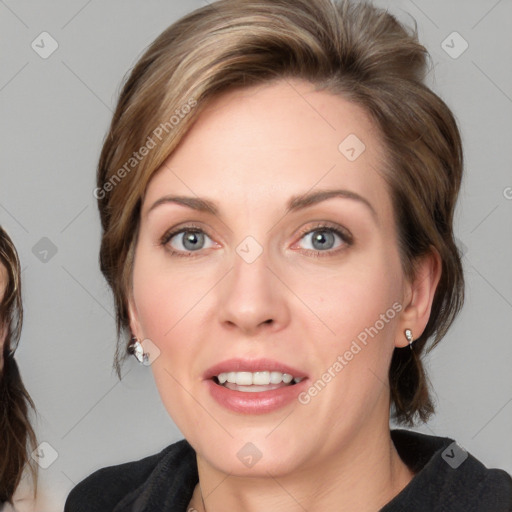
[146,188,377,221]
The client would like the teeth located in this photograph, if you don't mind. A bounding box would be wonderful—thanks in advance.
[215,371,303,386]
[253,371,270,385]
[236,372,253,386]
[282,373,293,384]
[270,371,282,384]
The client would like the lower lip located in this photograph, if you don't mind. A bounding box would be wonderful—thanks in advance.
[205,378,309,414]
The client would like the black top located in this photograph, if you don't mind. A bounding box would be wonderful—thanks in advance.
[64,429,512,511]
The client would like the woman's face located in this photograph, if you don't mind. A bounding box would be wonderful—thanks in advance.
[129,79,415,476]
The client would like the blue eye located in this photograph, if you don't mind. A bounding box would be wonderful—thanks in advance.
[296,224,352,257]
[162,227,215,256]
[301,229,338,251]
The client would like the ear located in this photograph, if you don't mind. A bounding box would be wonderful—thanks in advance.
[396,247,442,348]
[127,291,144,340]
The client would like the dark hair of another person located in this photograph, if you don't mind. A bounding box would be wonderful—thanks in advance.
[0,226,37,503]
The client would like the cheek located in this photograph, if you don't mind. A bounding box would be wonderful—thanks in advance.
[297,249,402,402]
[131,249,211,425]
[132,243,210,339]
[298,249,402,346]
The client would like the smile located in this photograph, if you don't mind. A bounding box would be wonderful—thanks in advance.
[204,359,309,413]
[215,371,304,390]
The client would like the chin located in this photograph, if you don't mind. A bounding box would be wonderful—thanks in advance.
[190,427,313,478]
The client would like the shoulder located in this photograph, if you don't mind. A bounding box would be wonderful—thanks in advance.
[388,429,512,511]
[439,446,512,510]
[64,438,196,512]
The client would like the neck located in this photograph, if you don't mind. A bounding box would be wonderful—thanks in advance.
[191,419,414,512]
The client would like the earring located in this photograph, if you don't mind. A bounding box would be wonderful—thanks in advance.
[404,329,413,350]
[128,336,149,365]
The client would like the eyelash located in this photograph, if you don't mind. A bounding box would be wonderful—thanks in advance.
[159,222,353,259]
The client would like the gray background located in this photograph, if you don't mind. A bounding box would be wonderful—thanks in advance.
[1,0,511,510]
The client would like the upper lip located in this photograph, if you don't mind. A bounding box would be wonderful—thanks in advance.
[203,358,308,380]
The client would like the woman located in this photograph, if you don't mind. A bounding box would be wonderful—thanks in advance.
[0,227,38,511]
[65,0,512,510]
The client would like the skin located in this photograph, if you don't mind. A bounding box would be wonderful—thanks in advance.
[128,79,441,512]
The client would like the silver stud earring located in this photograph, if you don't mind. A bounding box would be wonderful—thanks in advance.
[404,329,413,350]
[129,337,149,365]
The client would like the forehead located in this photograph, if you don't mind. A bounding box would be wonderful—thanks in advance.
[143,79,392,221]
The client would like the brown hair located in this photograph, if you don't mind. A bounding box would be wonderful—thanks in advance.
[96,0,464,426]
[0,226,38,503]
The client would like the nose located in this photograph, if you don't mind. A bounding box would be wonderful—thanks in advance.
[217,248,291,336]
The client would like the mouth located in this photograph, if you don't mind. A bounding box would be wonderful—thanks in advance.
[203,358,308,413]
